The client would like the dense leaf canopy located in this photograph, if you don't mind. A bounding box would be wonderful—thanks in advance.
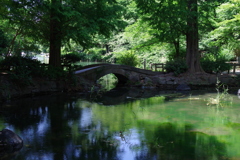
[0,0,238,72]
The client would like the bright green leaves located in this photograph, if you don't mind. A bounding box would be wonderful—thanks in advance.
[135,0,187,59]
[116,50,139,67]
[211,0,240,50]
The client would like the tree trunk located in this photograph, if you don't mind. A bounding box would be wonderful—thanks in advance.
[173,40,180,59]
[7,27,22,56]
[49,0,62,68]
[186,0,204,73]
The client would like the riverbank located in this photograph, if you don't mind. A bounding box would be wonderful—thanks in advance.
[0,71,239,103]
[148,72,239,89]
[0,74,65,102]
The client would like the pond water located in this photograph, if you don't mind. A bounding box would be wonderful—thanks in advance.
[1,88,240,160]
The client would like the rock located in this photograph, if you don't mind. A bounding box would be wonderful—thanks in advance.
[166,81,175,85]
[0,129,23,152]
[144,77,153,85]
[176,84,191,91]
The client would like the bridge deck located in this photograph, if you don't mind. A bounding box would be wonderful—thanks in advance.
[74,64,163,76]
[74,66,101,74]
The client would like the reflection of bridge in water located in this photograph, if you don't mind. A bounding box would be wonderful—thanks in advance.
[74,64,163,85]
[88,87,173,105]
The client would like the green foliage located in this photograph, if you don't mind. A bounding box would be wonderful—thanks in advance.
[43,66,68,80]
[165,59,188,76]
[201,55,232,73]
[167,47,186,60]
[1,0,127,66]
[135,0,186,49]
[0,56,69,85]
[102,53,115,63]
[0,56,42,75]
[0,0,236,71]
[116,50,139,67]
[0,56,42,85]
[97,73,118,91]
[210,0,240,51]
[109,20,169,66]
[134,0,225,72]
[87,48,106,61]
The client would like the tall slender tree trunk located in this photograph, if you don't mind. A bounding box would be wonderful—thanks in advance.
[173,40,180,58]
[7,27,22,56]
[49,0,62,68]
[186,0,204,73]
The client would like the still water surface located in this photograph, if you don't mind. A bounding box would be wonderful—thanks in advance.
[1,88,240,160]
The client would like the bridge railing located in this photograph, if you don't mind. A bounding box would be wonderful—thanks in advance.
[150,62,240,74]
[227,62,240,74]
[150,63,166,72]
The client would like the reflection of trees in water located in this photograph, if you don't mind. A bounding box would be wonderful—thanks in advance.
[1,94,79,130]
[46,97,118,160]
[63,133,118,160]
[1,94,119,160]
[136,122,226,160]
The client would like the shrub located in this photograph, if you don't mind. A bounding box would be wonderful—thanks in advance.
[0,56,44,85]
[0,56,69,85]
[42,65,67,80]
[201,57,232,73]
[0,56,43,75]
[165,58,188,76]
[116,51,139,67]
[167,48,186,60]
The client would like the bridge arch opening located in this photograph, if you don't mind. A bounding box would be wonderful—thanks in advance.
[97,73,129,90]
[97,74,118,91]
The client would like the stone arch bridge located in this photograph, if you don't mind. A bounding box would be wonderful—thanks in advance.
[74,64,162,86]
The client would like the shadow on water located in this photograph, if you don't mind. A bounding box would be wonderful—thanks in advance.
[84,86,225,105]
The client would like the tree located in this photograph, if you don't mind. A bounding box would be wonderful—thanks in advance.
[134,0,224,73]
[135,0,186,59]
[0,1,45,56]
[186,0,203,72]
[1,0,126,67]
[49,0,62,67]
